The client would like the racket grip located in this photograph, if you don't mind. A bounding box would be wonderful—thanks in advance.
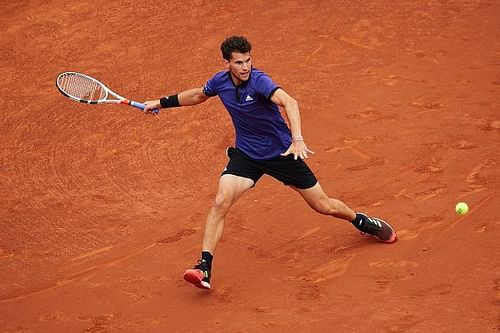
[130,100,159,114]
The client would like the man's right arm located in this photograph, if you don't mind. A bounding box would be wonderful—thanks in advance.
[143,87,210,113]
[178,87,211,106]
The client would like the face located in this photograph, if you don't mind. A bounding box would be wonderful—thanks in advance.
[225,51,252,85]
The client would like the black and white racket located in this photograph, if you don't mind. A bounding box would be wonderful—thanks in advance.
[56,72,158,114]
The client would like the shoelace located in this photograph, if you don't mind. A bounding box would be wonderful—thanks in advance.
[194,260,210,271]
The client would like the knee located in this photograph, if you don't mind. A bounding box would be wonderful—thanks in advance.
[212,192,231,214]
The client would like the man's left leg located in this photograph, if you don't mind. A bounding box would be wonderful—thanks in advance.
[293,182,397,243]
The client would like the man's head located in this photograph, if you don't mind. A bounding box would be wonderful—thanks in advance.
[220,36,252,61]
[221,36,252,84]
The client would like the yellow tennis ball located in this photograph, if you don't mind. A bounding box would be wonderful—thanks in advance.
[455,202,469,215]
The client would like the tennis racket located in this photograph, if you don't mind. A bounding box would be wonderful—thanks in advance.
[56,72,159,114]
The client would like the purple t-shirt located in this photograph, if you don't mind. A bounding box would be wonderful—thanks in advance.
[203,68,292,160]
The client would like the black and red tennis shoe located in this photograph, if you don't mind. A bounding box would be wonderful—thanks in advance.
[184,259,211,290]
[353,213,397,243]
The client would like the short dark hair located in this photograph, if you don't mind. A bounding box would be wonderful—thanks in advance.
[220,36,252,60]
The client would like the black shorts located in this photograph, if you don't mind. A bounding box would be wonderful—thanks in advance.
[221,147,318,189]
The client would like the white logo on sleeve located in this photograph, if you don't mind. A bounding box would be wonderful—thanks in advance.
[245,94,254,102]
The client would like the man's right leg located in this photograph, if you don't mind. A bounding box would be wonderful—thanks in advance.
[184,174,254,289]
[203,174,254,253]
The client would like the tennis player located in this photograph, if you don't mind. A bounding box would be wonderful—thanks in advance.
[143,36,396,290]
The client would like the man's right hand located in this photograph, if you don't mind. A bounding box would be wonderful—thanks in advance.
[142,100,161,115]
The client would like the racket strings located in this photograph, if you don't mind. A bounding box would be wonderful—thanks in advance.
[58,73,107,102]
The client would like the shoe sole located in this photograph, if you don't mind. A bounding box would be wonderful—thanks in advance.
[380,231,397,243]
[380,219,397,243]
[183,269,211,290]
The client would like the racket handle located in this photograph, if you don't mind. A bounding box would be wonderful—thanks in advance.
[129,100,160,114]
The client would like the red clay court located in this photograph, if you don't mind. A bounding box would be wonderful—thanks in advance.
[1,1,499,332]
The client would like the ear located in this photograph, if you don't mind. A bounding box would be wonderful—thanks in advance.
[224,59,229,69]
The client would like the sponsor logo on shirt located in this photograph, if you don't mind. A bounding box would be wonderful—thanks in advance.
[245,94,254,102]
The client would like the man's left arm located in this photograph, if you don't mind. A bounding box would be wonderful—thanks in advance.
[270,88,314,160]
